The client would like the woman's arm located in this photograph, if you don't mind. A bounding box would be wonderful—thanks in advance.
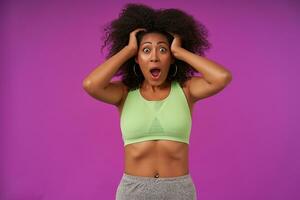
[170,33,232,102]
[82,28,146,106]
[175,47,232,102]
[82,46,134,106]
[174,47,232,84]
[83,46,134,91]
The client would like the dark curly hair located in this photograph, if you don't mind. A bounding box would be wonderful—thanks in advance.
[100,3,211,91]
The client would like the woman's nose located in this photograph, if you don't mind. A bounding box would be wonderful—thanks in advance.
[150,49,159,62]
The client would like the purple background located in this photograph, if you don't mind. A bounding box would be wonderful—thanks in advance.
[1,0,299,199]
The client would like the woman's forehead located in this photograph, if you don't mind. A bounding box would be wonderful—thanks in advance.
[140,33,169,44]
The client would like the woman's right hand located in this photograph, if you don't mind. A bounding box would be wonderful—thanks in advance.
[127,28,147,56]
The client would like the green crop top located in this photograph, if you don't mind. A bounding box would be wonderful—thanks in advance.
[120,81,192,146]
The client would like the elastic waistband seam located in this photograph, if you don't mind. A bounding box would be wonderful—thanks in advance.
[122,173,191,181]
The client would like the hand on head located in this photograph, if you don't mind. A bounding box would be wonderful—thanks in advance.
[127,28,147,56]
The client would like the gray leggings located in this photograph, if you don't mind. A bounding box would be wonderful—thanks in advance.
[115,173,197,200]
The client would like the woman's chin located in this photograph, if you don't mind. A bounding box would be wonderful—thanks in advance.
[146,77,168,86]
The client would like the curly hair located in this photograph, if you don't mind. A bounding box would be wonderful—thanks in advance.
[100,3,211,91]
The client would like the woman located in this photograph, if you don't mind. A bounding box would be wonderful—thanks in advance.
[83,3,232,200]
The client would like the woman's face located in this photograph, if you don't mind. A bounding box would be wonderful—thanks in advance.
[135,32,174,85]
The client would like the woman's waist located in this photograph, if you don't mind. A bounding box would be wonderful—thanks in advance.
[125,154,189,165]
[124,155,189,177]
[124,164,189,178]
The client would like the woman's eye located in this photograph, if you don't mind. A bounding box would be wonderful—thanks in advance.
[143,48,150,53]
[142,47,167,53]
[160,47,167,52]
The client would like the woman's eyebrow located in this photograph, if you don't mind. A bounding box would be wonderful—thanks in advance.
[142,41,168,45]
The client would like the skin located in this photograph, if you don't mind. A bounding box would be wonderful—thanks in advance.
[83,28,232,178]
[135,32,174,92]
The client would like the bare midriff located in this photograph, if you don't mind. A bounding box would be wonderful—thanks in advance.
[124,140,189,178]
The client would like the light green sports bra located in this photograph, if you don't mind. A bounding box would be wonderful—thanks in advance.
[120,81,192,146]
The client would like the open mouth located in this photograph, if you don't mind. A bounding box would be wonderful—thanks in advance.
[150,67,161,79]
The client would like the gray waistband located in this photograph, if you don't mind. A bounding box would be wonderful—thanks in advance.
[122,173,192,182]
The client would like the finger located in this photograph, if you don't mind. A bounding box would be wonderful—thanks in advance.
[134,28,147,33]
[131,29,146,37]
[167,31,175,37]
[130,28,145,36]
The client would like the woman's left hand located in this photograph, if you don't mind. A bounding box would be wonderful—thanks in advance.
[168,32,183,58]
